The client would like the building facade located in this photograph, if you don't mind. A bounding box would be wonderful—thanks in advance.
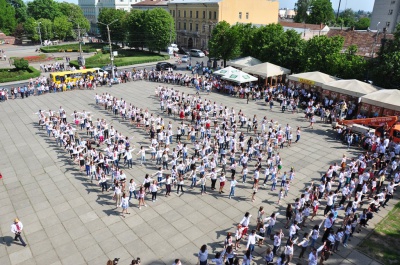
[370,0,400,33]
[131,0,169,11]
[168,0,279,49]
[79,0,143,34]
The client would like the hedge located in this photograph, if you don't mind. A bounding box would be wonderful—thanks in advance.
[0,66,41,83]
[40,43,118,53]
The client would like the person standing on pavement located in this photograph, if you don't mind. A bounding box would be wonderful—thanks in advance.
[11,218,26,247]
[198,244,209,265]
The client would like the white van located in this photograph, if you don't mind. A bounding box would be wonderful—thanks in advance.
[190,49,205,57]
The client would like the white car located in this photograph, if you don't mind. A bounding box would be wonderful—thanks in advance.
[181,55,189,63]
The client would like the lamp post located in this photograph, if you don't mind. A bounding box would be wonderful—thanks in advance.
[98,19,118,79]
[70,20,85,66]
[371,22,381,58]
[37,22,42,46]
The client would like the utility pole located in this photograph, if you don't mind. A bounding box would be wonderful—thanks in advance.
[37,22,42,46]
[98,20,118,79]
[336,0,342,21]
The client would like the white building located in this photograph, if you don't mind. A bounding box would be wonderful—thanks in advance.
[79,0,143,33]
[370,0,400,33]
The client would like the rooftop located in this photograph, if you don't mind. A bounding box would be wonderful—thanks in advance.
[279,21,327,31]
[132,0,168,6]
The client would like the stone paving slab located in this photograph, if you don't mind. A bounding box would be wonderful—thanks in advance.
[0,80,392,265]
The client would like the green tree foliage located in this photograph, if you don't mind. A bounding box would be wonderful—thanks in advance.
[0,0,17,35]
[27,0,60,21]
[143,8,175,52]
[53,16,73,41]
[7,0,27,23]
[338,9,356,27]
[37,18,53,40]
[232,23,256,57]
[303,35,344,73]
[125,9,147,49]
[354,17,370,30]
[209,21,241,67]
[23,17,40,42]
[307,0,335,24]
[277,30,306,73]
[58,2,90,32]
[327,45,367,80]
[13,58,29,70]
[294,0,313,23]
[97,8,128,43]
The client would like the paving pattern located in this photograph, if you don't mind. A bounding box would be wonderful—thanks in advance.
[0,79,390,265]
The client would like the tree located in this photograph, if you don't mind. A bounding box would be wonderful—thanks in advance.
[23,17,40,42]
[327,45,367,80]
[307,0,335,24]
[303,35,344,73]
[53,16,73,41]
[232,23,256,57]
[37,18,53,40]
[27,0,60,21]
[249,24,285,64]
[209,21,241,67]
[294,0,313,23]
[354,17,370,30]
[125,9,146,49]
[7,0,27,23]
[13,58,29,70]
[58,2,90,33]
[97,8,128,44]
[338,9,356,27]
[0,0,17,35]
[277,29,306,73]
[143,8,175,52]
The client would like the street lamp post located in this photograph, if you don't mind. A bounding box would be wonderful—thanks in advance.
[371,22,381,58]
[37,22,42,46]
[98,20,118,79]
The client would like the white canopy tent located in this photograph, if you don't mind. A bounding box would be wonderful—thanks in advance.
[242,62,291,78]
[360,89,400,112]
[221,70,258,84]
[322,79,379,98]
[288,71,338,87]
[226,56,262,69]
[213,66,240,77]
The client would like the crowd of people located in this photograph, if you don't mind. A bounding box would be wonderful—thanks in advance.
[30,69,400,265]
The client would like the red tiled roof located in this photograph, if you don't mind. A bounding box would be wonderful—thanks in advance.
[131,0,168,6]
[279,21,326,30]
[327,29,394,58]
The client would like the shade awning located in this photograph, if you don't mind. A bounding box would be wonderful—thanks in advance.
[213,66,240,77]
[360,89,400,112]
[242,62,291,78]
[226,56,262,69]
[288,71,339,87]
[322,79,379,98]
[221,70,258,84]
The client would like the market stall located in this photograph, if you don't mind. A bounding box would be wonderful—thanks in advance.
[242,62,291,86]
[221,70,258,84]
[288,71,339,92]
[213,66,240,77]
[226,56,262,69]
[359,89,400,117]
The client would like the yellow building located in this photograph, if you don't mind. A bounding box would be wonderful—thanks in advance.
[168,0,279,49]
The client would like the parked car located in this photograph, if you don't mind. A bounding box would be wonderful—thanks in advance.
[190,49,205,57]
[177,46,190,55]
[181,55,189,63]
[156,62,177,71]
[101,65,118,74]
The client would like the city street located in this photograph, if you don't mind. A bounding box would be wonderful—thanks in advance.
[0,79,389,265]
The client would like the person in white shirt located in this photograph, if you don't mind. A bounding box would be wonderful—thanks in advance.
[228,176,238,199]
[11,218,26,247]
[119,192,130,217]
[246,229,264,252]
[308,243,325,265]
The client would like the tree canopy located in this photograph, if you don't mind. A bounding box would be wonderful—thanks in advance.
[307,0,335,24]
[294,0,313,23]
[0,0,17,35]
[97,8,128,44]
[27,0,61,21]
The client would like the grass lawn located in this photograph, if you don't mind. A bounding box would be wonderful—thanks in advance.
[69,50,169,68]
[358,201,400,264]
[0,67,41,83]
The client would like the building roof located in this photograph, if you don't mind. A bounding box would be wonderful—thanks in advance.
[322,79,380,98]
[279,21,327,31]
[242,62,291,78]
[360,89,400,112]
[168,0,221,4]
[132,0,168,6]
[227,56,262,69]
[327,29,394,58]
[288,71,339,87]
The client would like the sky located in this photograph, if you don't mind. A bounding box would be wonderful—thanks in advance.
[48,0,376,12]
[280,0,375,12]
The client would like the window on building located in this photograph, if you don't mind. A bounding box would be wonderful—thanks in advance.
[202,23,205,32]
[386,21,391,27]
[190,23,193,31]
[190,11,192,18]
[214,11,217,20]
[184,22,186,30]
[184,10,186,18]
[209,11,212,19]
[389,9,393,15]
[246,12,249,19]
[209,25,212,32]
[203,11,206,19]
[196,11,199,18]
[239,12,242,19]
[178,10,181,17]
[195,24,199,32]
[173,10,175,17]
[178,22,181,30]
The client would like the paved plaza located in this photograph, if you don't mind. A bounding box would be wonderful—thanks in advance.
[0,79,390,265]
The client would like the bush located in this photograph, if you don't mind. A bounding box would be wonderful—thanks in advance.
[40,43,118,53]
[13,58,29,70]
[0,66,41,83]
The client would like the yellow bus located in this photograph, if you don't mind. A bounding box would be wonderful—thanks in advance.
[50,68,107,85]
